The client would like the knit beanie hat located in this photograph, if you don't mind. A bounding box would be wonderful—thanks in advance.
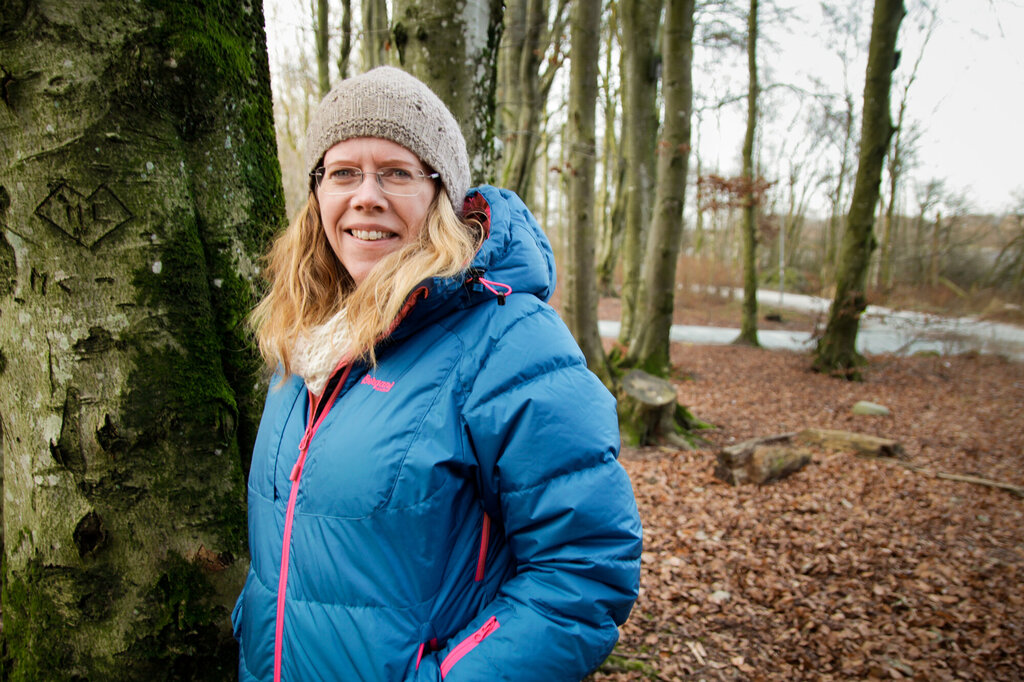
[305,66,471,213]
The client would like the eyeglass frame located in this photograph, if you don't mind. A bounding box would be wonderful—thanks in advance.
[310,164,441,197]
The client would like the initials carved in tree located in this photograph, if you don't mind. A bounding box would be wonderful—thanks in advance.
[35,182,132,249]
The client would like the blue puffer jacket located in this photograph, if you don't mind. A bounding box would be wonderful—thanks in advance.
[233,185,643,681]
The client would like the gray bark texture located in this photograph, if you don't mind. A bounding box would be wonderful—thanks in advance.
[617,0,663,345]
[362,0,391,69]
[735,0,760,346]
[391,0,504,184]
[814,0,905,378]
[317,0,331,95]
[565,0,609,385]
[0,0,283,677]
[497,0,567,204]
[627,0,695,375]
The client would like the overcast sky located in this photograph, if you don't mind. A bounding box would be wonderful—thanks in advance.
[264,0,1024,215]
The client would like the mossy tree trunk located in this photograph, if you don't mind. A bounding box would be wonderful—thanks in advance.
[316,0,331,96]
[617,0,663,347]
[813,0,904,379]
[391,0,504,184]
[734,0,761,347]
[564,0,611,386]
[627,0,695,376]
[0,0,283,678]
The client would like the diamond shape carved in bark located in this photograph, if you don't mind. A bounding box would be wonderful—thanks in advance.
[35,182,132,249]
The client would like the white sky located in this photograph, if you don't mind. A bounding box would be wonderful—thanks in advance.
[263,0,1024,215]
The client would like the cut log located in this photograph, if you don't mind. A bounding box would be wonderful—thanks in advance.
[714,433,813,486]
[795,428,904,459]
[619,369,695,448]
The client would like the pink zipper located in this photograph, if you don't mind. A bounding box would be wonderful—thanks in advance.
[439,616,501,678]
[474,513,490,582]
[273,364,352,682]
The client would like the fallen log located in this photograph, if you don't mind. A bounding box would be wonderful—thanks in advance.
[795,428,905,459]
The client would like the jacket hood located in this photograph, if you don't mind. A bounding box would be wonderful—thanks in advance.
[388,185,555,341]
[463,185,556,303]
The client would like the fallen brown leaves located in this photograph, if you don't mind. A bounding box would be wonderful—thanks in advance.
[593,346,1024,681]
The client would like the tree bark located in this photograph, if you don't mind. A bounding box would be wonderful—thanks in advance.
[498,0,567,203]
[627,0,695,375]
[596,4,623,296]
[814,0,905,378]
[338,0,353,80]
[317,0,331,96]
[0,1,283,677]
[391,0,504,184]
[617,0,663,346]
[564,0,610,385]
[361,0,390,69]
[735,0,761,347]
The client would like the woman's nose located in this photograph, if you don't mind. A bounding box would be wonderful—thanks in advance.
[349,172,388,209]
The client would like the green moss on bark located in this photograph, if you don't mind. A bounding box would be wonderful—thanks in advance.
[119,552,236,681]
[128,223,247,555]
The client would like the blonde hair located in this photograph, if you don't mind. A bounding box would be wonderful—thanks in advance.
[251,189,483,373]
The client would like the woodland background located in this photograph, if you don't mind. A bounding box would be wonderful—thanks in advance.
[0,0,1021,679]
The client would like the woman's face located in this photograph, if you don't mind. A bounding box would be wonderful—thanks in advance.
[317,138,436,286]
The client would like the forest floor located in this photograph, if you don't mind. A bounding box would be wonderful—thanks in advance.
[587,295,1024,681]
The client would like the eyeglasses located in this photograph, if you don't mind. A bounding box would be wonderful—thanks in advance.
[311,165,440,197]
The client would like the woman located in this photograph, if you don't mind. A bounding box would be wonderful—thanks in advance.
[233,66,642,682]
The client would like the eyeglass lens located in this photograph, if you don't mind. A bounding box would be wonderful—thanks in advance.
[316,166,435,197]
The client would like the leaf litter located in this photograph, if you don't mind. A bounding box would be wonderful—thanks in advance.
[592,345,1024,681]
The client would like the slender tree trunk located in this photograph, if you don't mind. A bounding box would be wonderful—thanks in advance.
[317,0,331,96]
[814,0,905,378]
[627,0,695,375]
[735,0,760,346]
[596,1,623,295]
[617,0,663,346]
[362,0,390,69]
[565,0,610,385]
[338,0,353,80]
[498,0,563,201]
[930,210,942,287]
[0,1,283,677]
[391,0,504,184]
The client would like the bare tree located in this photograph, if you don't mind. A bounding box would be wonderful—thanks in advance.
[498,0,570,202]
[617,0,664,346]
[564,0,611,383]
[734,0,761,346]
[362,0,390,68]
[627,0,697,374]
[814,0,905,378]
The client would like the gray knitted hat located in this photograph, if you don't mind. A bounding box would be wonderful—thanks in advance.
[305,66,471,213]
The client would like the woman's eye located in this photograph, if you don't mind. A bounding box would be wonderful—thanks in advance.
[383,168,414,181]
[330,168,358,180]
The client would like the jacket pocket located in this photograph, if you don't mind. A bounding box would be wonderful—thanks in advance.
[439,616,500,679]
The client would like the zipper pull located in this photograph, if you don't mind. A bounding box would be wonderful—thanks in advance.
[475,616,499,641]
[290,445,309,482]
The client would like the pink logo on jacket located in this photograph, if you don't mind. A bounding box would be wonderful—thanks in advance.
[361,374,394,393]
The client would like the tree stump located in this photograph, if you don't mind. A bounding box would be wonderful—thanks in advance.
[714,433,814,485]
[619,369,690,447]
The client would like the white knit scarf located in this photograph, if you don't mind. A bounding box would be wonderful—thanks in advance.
[290,308,351,395]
